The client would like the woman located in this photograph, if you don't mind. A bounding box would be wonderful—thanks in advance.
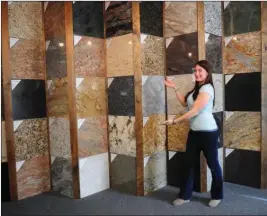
[164,60,223,208]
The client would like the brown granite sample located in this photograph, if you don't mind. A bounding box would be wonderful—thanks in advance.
[14,118,49,161]
[224,31,261,74]
[76,77,106,118]
[224,112,261,151]
[141,35,164,76]
[47,78,69,118]
[107,33,134,77]
[164,2,197,38]
[78,117,108,158]
[143,115,166,156]
[1,121,7,162]
[17,155,50,200]
[109,116,136,157]
[74,36,105,77]
[8,2,43,39]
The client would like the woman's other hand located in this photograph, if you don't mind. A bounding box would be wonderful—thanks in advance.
[164,80,176,89]
[164,119,174,126]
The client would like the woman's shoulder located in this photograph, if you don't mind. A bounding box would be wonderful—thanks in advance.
[199,83,214,94]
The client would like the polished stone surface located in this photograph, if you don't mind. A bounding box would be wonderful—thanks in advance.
[224,31,261,74]
[1,162,11,201]
[164,2,197,38]
[108,76,135,116]
[212,74,223,113]
[204,2,222,36]
[142,76,165,117]
[12,80,47,120]
[1,121,7,162]
[73,2,104,38]
[166,33,198,75]
[224,112,260,151]
[105,2,132,38]
[140,2,163,37]
[224,2,261,36]
[213,112,223,148]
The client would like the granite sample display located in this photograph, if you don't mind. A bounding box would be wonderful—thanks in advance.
[212,74,223,113]
[223,31,261,74]
[143,115,166,156]
[14,118,48,161]
[140,2,163,37]
[105,2,132,38]
[141,35,164,76]
[74,37,105,77]
[108,76,135,116]
[10,39,45,80]
[49,117,71,158]
[109,116,136,157]
[1,121,7,162]
[51,157,73,197]
[76,77,106,118]
[107,33,134,77]
[1,162,11,202]
[78,117,108,158]
[205,34,222,74]
[204,2,222,36]
[166,32,198,75]
[223,2,261,37]
[144,151,167,194]
[46,38,67,80]
[47,78,69,117]
[73,2,104,38]
[213,112,223,148]
[225,148,261,188]
[8,2,42,39]
[12,80,46,120]
[142,76,165,117]
[224,112,261,151]
[225,73,261,111]
[79,153,109,198]
[164,2,197,38]
[16,155,50,200]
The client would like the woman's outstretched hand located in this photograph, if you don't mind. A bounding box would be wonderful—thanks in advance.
[164,80,176,89]
[163,119,174,126]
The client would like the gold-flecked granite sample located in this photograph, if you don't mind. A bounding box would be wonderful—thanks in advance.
[224,31,261,74]
[109,116,136,157]
[167,75,194,115]
[107,33,134,77]
[74,37,105,77]
[2,121,7,162]
[8,2,43,39]
[164,2,197,38]
[141,35,164,76]
[11,39,45,80]
[47,78,69,118]
[14,118,48,161]
[76,77,106,118]
[224,112,261,151]
[143,115,166,156]
[78,117,108,158]
[167,115,190,152]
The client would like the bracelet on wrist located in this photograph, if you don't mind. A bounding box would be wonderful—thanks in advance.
[174,87,179,92]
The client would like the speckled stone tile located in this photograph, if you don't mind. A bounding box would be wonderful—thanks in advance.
[141,35,164,76]
[17,155,50,200]
[74,37,105,77]
[213,112,223,148]
[212,74,223,113]
[76,77,106,118]
[224,112,261,151]
[204,2,222,36]
[8,2,42,39]
[78,117,108,158]
[1,121,7,163]
[109,116,136,157]
[107,33,134,77]
[142,76,165,117]
[164,2,197,38]
[224,31,261,74]
[143,115,166,157]
[14,118,48,161]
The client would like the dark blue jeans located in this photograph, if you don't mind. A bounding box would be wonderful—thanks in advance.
[178,129,223,200]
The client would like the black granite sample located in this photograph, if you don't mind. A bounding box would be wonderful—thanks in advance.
[167,32,198,75]
[73,2,104,38]
[206,34,222,74]
[12,80,47,120]
[108,76,135,116]
[1,162,11,202]
[224,2,261,37]
[225,149,261,188]
[105,1,132,38]
[225,72,261,112]
[140,2,163,37]
[213,111,223,148]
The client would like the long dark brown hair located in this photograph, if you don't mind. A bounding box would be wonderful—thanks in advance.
[185,60,215,106]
